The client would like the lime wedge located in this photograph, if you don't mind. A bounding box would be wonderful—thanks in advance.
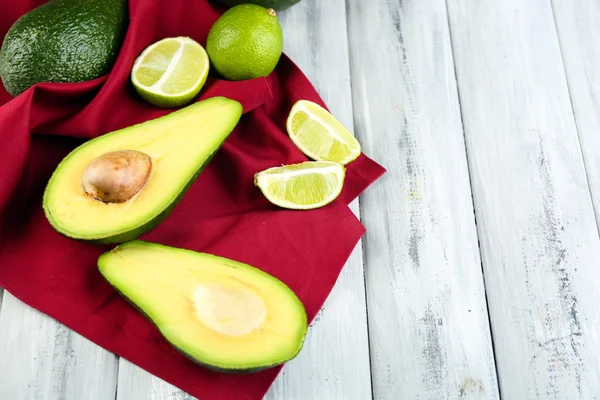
[254,161,346,210]
[286,100,361,165]
[131,37,209,108]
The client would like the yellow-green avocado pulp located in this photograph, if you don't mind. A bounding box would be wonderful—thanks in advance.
[43,97,243,244]
[98,240,308,372]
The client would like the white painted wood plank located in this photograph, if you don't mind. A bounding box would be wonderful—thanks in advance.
[115,1,372,399]
[551,0,600,229]
[446,0,600,398]
[116,359,196,400]
[0,292,118,400]
[346,0,499,399]
[263,205,368,400]
[266,0,372,397]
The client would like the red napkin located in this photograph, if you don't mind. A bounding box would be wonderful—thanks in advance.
[0,1,385,399]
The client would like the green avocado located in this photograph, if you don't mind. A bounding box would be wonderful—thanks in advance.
[211,0,302,11]
[0,0,128,97]
[43,96,243,244]
[98,240,308,373]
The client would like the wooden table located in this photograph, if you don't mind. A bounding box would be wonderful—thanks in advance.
[2,0,600,398]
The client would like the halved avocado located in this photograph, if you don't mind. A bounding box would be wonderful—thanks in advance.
[98,240,308,372]
[43,96,243,244]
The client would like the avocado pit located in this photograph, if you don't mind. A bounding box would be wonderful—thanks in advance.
[82,150,152,203]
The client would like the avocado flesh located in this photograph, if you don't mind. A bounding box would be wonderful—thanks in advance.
[0,0,128,96]
[43,97,243,244]
[98,240,308,372]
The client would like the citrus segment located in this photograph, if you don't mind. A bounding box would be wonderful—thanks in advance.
[254,161,345,210]
[286,100,361,165]
[131,37,209,108]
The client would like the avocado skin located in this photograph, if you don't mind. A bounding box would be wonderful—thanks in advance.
[0,0,128,97]
[78,146,224,245]
[167,317,306,374]
[98,240,308,373]
[174,344,304,374]
[115,294,305,374]
[42,97,243,245]
[211,0,302,11]
[42,127,234,246]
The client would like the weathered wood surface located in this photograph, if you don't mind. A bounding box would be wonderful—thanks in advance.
[116,359,195,400]
[346,0,499,398]
[4,0,600,399]
[447,0,600,398]
[551,0,600,229]
[114,1,373,399]
[266,0,372,397]
[0,293,118,400]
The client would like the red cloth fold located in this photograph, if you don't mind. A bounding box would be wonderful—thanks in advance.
[0,1,385,399]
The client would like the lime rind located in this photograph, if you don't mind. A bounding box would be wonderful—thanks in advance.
[131,37,210,108]
[254,161,346,210]
[286,100,362,165]
[206,4,283,81]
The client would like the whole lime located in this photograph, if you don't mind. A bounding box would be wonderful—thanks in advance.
[206,4,283,81]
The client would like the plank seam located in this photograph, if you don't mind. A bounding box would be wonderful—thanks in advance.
[343,0,375,397]
[114,358,120,400]
[443,0,503,397]
[357,220,375,400]
[548,0,600,241]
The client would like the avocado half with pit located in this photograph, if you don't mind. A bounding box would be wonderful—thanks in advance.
[43,96,243,244]
[98,240,308,372]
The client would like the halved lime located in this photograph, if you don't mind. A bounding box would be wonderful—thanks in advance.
[131,37,209,108]
[254,161,346,210]
[286,100,361,165]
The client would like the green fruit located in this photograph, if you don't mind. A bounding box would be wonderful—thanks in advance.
[207,4,283,81]
[212,0,302,11]
[255,161,346,210]
[0,0,128,97]
[43,96,243,244]
[98,240,308,373]
[131,37,210,108]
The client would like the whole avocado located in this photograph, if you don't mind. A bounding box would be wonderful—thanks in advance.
[0,0,128,97]
[212,0,302,11]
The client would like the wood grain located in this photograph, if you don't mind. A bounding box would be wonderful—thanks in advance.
[116,360,195,400]
[5,1,600,399]
[551,0,600,229]
[115,1,373,399]
[0,292,118,400]
[346,0,499,399]
[266,0,372,397]
[446,0,600,397]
